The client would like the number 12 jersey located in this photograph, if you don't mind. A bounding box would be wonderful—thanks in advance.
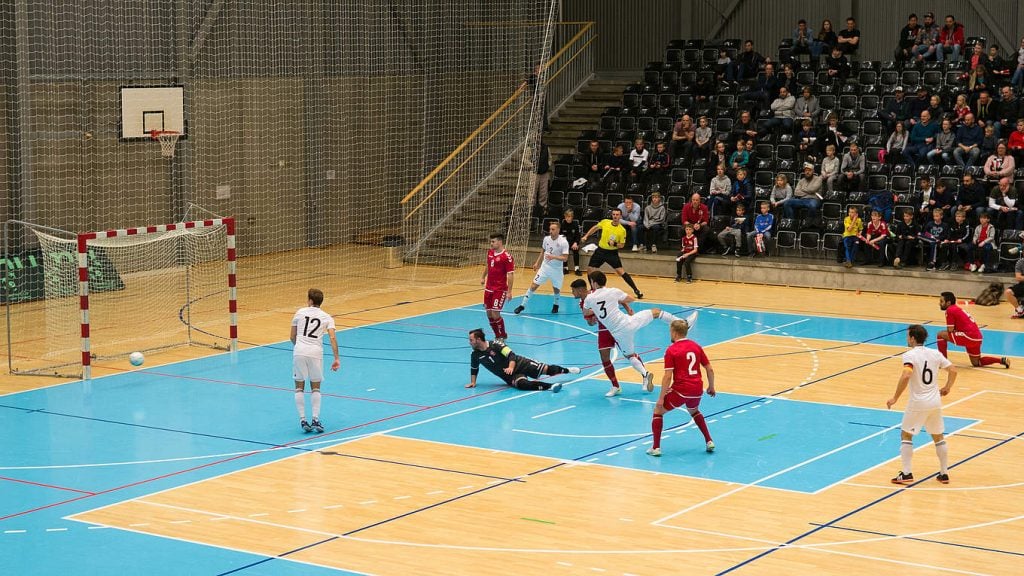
[292,306,336,358]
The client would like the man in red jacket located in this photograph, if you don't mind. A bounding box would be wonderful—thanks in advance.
[937,15,965,64]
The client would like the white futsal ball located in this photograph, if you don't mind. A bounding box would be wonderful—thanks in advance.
[129,351,145,366]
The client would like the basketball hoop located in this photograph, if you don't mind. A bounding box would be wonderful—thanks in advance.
[150,130,181,158]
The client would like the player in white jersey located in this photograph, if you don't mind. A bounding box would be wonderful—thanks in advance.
[581,271,692,395]
[291,288,340,433]
[886,324,958,485]
[515,222,570,315]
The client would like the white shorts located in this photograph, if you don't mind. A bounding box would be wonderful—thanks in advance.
[533,264,564,289]
[608,310,656,357]
[901,408,944,435]
[293,355,324,383]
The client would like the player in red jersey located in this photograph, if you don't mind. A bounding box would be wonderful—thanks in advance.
[570,278,622,396]
[647,318,716,456]
[936,291,1009,368]
[482,233,514,341]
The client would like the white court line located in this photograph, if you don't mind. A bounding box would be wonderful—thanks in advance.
[531,405,576,419]
[619,398,655,404]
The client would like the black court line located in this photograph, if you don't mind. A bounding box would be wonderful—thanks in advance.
[317,451,525,483]
[716,430,1024,575]
[215,536,340,576]
[809,522,1024,558]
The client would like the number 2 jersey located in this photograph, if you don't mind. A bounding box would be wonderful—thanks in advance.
[901,345,952,411]
[485,249,515,292]
[664,338,709,396]
[292,306,336,358]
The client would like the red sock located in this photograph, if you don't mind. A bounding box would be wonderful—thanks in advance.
[602,359,620,387]
[488,318,502,339]
[494,316,507,339]
[937,338,948,357]
[980,356,1001,366]
[651,414,664,449]
[691,411,712,443]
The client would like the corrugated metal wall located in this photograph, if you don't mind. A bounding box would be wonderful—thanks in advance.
[565,0,1024,71]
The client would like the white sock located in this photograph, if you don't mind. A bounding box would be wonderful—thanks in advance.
[295,391,306,420]
[553,290,560,305]
[628,354,648,377]
[900,441,914,475]
[935,440,948,474]
[311,391,322,420]
[658,311,678,324]
[521,288,535,304]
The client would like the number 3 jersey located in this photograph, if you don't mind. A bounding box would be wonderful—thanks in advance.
[292,306,336,358]
[582,287,631,333]
[901,345,952,411]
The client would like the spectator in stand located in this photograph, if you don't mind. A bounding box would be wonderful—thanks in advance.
[748,202,775,257]
[914,13,940,62]
[926,94,945,121]
[904,110,939,169]
[945,210,973,270]
[821,144,841,192]
[896,14,921,63]
[715,48,734,83]
[892,209,921,269]
[791,19,814,62]
[796,120,818,162]
[970,211,997,272]
[994,86,1021,138]
[643,192,666,253]
[969,63,990,97]
[931,179,957,222]
[1012,37,1024,89]
[928,119,956,165]
[863,209,890,266]
[707,163,732,216]
[883,121,908,165]
[868,187,895,223]
[967,42,986,79]
[617,196,643,251]
[560,209,583,276]
[741,62,783,115]
[956,173,988,223]
[717,203,749,256]
[973,91,998,137]
[694,116,713,161]
[841,205,864,267]
[671,115,696,163]
[985,45,1011,86]
[917,175,936,222]
[951,93,971,127]
[780,62,799,96]
[836,142,866,193]
[578,140,604,187]
[953,113,984,168]
[601,145,628,187]
[762,86,796,136]
[1009,119,1024,164]
[731,111,759,147]
[731,167,753,214]
[920,208,950,271]
[745,139,758,171]
[937,14,965,63]
[984,142,1015,183]
[837,17,861,57]
[786,162,823,220]
[681,193,711,252]
[817,114,849,159]
[708,139,730,172]
[907,88,931,127]
[770,173,793,215]
[646,142,672,186]
[728,138,750,178]
[734,40,767,81]
[627,139,649,185]
[879,86,912,133]
[794,86,820,130]
[980,124,999,159]
[824,46,851,84]
[812,19,838,69]
[988,176,1022,231]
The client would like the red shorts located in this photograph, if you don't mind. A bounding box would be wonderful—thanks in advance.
[597,327,616,350]
[484,289,508,311]
[948,331,982,356]
[663,388,702,411]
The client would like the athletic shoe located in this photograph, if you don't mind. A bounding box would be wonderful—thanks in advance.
[684,311,698,330]
[1001,357,1011,369]
[735,250,742,258]
[926,264,936,271]
[686,276,693,283]
[568,366,581,374]
[891,471,914,485]
[1012,311,1024,319]
[635,290,644,299]
[651,246,658,253]
[939,263,951,270]
[646,447,661,457]
[300,419,313,433]
[722,246,733,256]
[969,262,978,272]
[632,245,639,252]
[844,261,853,268]
[574,267,582,276]
[311,419,324,434]
[513,305,525,315]
[604,386,621,397]
[705,440,715,453]
[674,276,682,282]
[893,257,901,268]
[643,371,655,393]
[978,264,986,273]
[493,338,506,346]
[550,383,563,393]
[551,304,559,314]
[936,473,950,484]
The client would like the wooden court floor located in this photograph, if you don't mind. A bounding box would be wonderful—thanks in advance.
[2,253,1022,575]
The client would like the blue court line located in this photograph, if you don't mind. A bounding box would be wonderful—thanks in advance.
[215,536,341,576]
[316,452,526,483]
[809,523,1024,558]
[716,430,1024,575]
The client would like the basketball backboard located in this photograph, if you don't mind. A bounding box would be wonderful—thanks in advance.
[119,86,185,140]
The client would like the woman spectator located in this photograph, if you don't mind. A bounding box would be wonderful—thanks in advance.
[770,173,793,215]
[707,164,733,216]
[812,19,838,68]
[882,122,908,164]
[708,139,729,172]
[983,142,1016,182]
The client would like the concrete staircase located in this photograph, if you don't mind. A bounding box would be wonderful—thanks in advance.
[545,74,634,156]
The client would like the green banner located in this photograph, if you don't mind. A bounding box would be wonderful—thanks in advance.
[1,247,125,304]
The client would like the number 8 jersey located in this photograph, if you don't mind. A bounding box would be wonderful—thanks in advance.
[901,345,952,411]
[292,306,336,358]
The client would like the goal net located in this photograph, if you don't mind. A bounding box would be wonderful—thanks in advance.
[7,219,235,379]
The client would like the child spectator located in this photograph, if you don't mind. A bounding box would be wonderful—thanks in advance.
[920,208,950,271]
[797,120,818,162]
[943,209,972,270]
[863,210,890,266]
[602,145,628,186]
[731,167,753,213]
[821,144,841,192]
[717,203,749,256]
[892,209,921,269]
[694,116,714,160]
[971,211,997,273]
[560,209,583,276]
[646,142,672,186]
[708,164,733,216]
[867,188,894,223]
[930,180,955,222]
[728,138,750,177]
[748,201,774,257]
[628,139,649,184]
[841,205,863,267]
[980,124,998,159]
[675,224,699,283]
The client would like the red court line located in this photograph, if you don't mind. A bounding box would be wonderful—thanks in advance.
[0,475,96,496]
[0,387,507,522]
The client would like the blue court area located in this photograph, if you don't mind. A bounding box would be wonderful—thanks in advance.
[0,296,1008,574]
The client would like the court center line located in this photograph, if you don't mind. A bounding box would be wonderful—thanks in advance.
[531,405,576,419]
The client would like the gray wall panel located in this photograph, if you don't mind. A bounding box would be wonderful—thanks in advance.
[562,0,683,71]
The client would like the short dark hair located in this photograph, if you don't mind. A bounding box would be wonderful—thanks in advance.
[908,324,928,344]
[908,13,917,19]
[589,270,608,287]
[308,288,324,307]
[940,291,956,304]
[611,208,622,215]
[489,233,505,242]
[469,328,487,341]
[798,19,806,25]
[570,279,587,290]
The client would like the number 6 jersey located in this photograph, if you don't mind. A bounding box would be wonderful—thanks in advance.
[292,306,336,358]
[901,345,952,411]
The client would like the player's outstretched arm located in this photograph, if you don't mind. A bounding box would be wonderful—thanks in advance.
[327,328,340,371]
[581,223,601,240]
[940,364,958,396]
[887,367,912,409]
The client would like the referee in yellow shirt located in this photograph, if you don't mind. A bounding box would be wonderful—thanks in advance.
[581,208,644,298]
